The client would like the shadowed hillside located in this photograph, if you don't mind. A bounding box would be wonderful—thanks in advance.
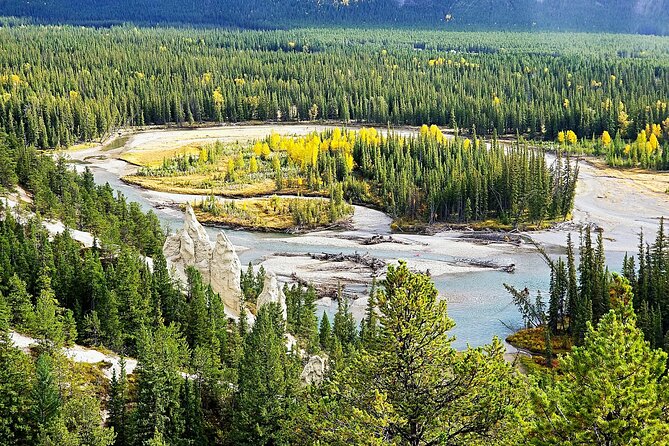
[1,0,668,34]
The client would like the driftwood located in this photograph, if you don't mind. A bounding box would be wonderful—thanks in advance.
[309,252,386,272]
[273,251,386,271]
[455,258,516,273]
[339,234,426,247]
[286,219,354,234]
[459,232,524,246]
[290,273,339,298]
[289,273,359,300]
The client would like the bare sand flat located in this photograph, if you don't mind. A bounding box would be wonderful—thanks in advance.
[532,159,669,253]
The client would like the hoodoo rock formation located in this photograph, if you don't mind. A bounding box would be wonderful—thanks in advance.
[163,205,243,315]
[300,355,326,386]
[256,272,288,321]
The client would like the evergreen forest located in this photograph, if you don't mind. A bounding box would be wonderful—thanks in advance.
[1,5,669,445]
[1,26,669,159]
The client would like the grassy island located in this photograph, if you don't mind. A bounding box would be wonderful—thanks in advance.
[191,194,353,232]
[123,125,578,231]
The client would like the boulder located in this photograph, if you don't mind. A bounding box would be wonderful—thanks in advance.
[163,205,242,315]
[300,355,327,386]
[257,272,287,320]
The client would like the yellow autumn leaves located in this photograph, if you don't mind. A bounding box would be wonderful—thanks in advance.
[254,128,357,173]
[557,130,578,145]
[427,57,478,69]
[419,124,446,143]
[561,120,666,163]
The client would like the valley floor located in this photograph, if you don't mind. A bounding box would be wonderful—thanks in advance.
[45,122,669,346]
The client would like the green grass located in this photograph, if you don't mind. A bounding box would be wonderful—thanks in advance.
[192,196,353,232]
[506,327,573,356]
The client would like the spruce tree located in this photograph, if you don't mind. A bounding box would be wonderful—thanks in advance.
[108,358,128,446]
[333,295,358,353]
[318,312,332,352]
[528,275,669,444]
[181,379,206,446]
[359,280,380,350]
[32,354,61,437]
[232,303,298,445]
[0,292,34,446]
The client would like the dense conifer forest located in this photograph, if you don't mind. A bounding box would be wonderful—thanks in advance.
[0,121,668,444]
[513,220,669,353]
[1,6,669,445]
[3,202,669,444]
[1,26,669,156]
[2,0,668,34]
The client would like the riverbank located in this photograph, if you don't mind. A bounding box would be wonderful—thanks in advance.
[191,195,354,233]
[52,122,669,350]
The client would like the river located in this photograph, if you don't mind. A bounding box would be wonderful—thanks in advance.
[65,124,669,350]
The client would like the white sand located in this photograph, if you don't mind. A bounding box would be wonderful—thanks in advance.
[9,331,138,379]
[531,159,669,253]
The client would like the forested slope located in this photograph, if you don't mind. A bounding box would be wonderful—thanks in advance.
[2,26,669,151]
[1,0,669,34]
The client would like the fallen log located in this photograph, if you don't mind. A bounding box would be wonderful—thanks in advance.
[454,258,516,273]
[310,252,386,272]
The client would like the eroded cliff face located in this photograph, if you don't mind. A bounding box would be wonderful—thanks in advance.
[300,355,327,386]
[256,272,288,321]
[163,205,242,315]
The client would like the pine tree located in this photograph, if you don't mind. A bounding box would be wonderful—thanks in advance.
[527,275,669,443]
[232,303,298,445]
[333,294,358,353]
[33,275,65,351]
[152,251,183,325]
[0,292,34,446]
[566,233,580,333]
[6,274,35,330]
[181,379,206,446]
[132,324,189,445]
[359,279,380,350]
[318,312,332,352]
[32,354,61,436]
[108,358,128,446]
[299,262,524,445]
[186,267,211,350]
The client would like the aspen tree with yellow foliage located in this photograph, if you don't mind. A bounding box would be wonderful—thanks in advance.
[601,131,612,146]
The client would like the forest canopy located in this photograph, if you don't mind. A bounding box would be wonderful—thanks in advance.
[1,26,669,152]
[1,0,668,34]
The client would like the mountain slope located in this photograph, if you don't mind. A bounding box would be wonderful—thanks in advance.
[0,0,667,34]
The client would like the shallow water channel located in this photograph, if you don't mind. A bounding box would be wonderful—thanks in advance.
[72,125,650,350]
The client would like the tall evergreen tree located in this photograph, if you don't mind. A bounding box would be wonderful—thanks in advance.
[318,312,332,352]
[32,354,61,441]
[527,275,669,444]
[0,292,35,446]
[108,358,128,446]
[132,324,189,445]
[232,303,298,445]
[298,262,524,445]
[359,279,380,350]
[333,294,358,353]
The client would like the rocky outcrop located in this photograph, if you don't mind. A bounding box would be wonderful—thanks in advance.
[256,272,287,320]
[300,355,326,386]
[210,232,243,313]
[164,205,242,315]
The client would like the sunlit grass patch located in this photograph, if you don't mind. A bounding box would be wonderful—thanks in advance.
[122,175,282,197]
[506,326,573,356]
[192,195,353,232]
[120,144,202,167]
